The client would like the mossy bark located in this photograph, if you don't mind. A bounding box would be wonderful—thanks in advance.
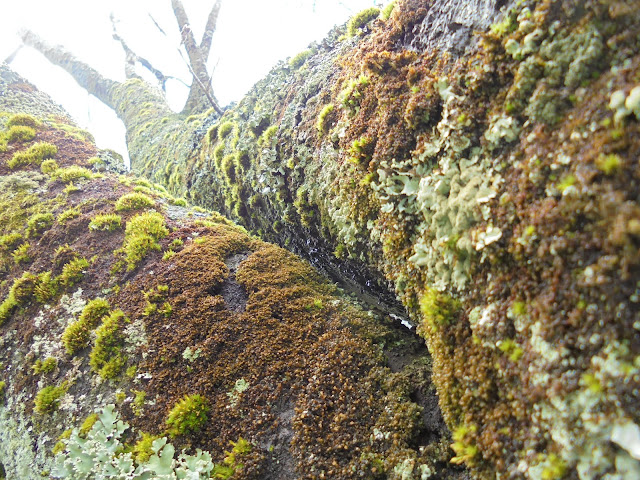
[15,0,640,478]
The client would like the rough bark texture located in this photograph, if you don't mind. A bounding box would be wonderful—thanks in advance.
[0,65,456,479]
[11,0,640,478]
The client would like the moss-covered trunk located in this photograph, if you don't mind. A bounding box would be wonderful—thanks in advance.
[16,0,640,478]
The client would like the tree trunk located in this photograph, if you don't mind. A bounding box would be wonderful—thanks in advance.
[17,0,640,478]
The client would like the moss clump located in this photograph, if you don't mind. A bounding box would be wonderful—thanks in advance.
[57,207,81,225]
[211,438,251,479]
[595,153,622,175]
[89,310,128,379]
[206,124,219,144]
[0,232,22,250]
[218,122,235,140]
[132,432,161,463]
[32,357,57,375]
[8,142,57,168]
[450,424,479,466]
[52,166,93,183]
[347,7,380,37]
[26,212,54,238]
[258,125,278,147]
[166,394,210,437]
[7,113,38,128]
[116,211,169,271]
[34,383,68,414]
[221,155,237,184]
[33,271,58,303]
[419,288,461,330]
[40,159,59,174]
[115,192,155,212]
[6,125,36,143]
[289,49,312,69]
[79,413,99,436]
[347,136,373,165]
[58,257,89,287]
[88,213,122,232]
[381,0,396,20]
[12,242,30,264]
[338,75,370,115]
[316,104,334,135]
[170,197,188,207]
[62,298,110,355]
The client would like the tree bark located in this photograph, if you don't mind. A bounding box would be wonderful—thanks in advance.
[16,1,640,478]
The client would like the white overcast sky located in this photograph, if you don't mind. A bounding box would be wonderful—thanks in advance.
[0,0,381,160]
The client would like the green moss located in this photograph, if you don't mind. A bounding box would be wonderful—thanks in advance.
[88,213,122,232]
[53,166,93,183]
[497,338,524,362]
[115,192,155,212]
[7,113,39,128]
[211,438,252,479]
[381,0,396,20]
[450,424,479,466]
[132,432,160,463]
[79,413,99,437]
[0,381,5,402]
[347,136,373,165]
[316,104,334,135]
[419,288,461,330]
[595,153,622,175]
[34,383,68,414]
[339,75,370,115]
[490,10,517,37]
[40,159,59,174]
[221,154,237,184]
[62,298,110,355]
[12,242,30,264]
[58,257,89,287]
[8,142,57,169]
[33,271,58,303]
[0,232,22,250]
[6,125,36,143]
[557,174,576,193]
[116,211,169,271]
[347,7,380,37]
[170,197,188,207]
[89,310,128,379]
[258,125,278,146]
[218,122,235,140]
[207,124,219,144]
[26,212,54,238]
[57,207,81,225]
[540,454,567,480]
[290,49,313,69]
[213,142,226,165]
[166,394,210,437]
[132,390,146,416]
[32,357,57,375]
[64,183,80,194]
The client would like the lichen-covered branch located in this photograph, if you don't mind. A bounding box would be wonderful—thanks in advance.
[20,30,118,110]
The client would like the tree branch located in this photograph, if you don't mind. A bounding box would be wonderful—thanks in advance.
[171,0,222,114]
[199,0,222,60]
[19,29,118,110]
[111,14,169,90]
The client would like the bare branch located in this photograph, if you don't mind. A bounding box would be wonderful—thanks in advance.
[4,45,23,64]
[171,0,222,114]
[111,14,169,90]
[148,13,168,37]
[199,0,222,60]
